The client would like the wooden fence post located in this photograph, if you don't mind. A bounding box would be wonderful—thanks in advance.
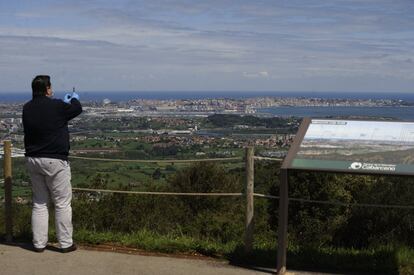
[244,146,254,254]
[277,168,289,275]
[3,140,13,242]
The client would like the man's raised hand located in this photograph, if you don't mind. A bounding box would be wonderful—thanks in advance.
[71,92,80,101]
[63,93,72,104]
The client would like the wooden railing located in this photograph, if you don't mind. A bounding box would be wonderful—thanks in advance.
[1,141,283,254]
[5,140,412,274]
[2,140,13,243]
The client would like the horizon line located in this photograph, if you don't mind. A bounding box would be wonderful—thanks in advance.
[1,90,413,94]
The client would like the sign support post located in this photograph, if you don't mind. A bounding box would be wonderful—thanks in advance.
[276,118,311,275]
[277,168,289,275]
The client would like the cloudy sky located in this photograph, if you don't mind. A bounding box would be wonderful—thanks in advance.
[1,0,414,93]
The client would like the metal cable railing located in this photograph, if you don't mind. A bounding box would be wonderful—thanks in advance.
[2,146,413,210]
[69,155,242,163]
[73,187,243,197]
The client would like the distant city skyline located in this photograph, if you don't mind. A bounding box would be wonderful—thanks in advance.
[1,1,414,93]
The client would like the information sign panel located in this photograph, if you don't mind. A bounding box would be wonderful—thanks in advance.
[288,119,414,175]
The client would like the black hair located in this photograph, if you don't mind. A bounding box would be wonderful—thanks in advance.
[31,75,51,98]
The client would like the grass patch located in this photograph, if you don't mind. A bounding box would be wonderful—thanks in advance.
[396,247,414,275]
[74,228,238,257]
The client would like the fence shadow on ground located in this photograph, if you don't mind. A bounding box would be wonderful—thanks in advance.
[227,245,399,275]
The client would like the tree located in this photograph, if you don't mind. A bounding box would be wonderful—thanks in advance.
[89,173,108,189]
[167,162,244,241]
[152,168,162,180]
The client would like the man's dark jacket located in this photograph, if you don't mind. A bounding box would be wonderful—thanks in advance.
[23,96,82,161]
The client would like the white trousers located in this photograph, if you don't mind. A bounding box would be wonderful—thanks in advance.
[26,157,73,249]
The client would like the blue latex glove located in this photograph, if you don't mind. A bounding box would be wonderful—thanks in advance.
[63,93,72,104]
[71,92,80,101]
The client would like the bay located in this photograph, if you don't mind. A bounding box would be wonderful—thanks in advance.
[1,91,414,103]
[258,106,414,121]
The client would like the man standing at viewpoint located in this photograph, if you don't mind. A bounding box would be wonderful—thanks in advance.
[23,75,82,252]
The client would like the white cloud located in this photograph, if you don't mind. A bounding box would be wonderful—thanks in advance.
[243,71,269,78]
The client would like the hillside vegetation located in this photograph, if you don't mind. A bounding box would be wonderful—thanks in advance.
[2,161,414,274]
